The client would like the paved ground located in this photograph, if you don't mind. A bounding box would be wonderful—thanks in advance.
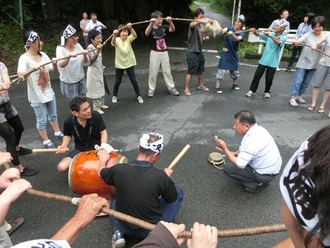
[4,5,330,248]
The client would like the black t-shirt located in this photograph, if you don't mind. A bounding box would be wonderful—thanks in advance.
[63,111,106,151]
[100,160,178,229]
[148,24,170,51]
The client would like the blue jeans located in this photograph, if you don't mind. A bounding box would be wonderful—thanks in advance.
[109,185,184,239]
[289,68,315,96]
[30,97,58,130]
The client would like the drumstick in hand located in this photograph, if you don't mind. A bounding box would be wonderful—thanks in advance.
[167,144,190,170]
[32,148,69,153]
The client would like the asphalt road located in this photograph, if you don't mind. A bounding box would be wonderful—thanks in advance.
[4,5,330,248]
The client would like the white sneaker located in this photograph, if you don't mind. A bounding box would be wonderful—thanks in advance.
[96,109,104,114]
[289,99,298,107]
[112,96,117,103]
[264,92,271,98]
[148,91,154,98]
[101,105,109,109]
[246,90,255,97]
[168,87,180,96]
[295,96,306,104]
[137,96,144,104]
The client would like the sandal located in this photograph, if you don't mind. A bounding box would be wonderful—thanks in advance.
[197,85,209,91]
[318,107,326,113]
[307,105,315,111]
[184,90,191,96]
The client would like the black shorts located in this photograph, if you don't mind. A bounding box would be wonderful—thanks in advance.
[187,52,205,75]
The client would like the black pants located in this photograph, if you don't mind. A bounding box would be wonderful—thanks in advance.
[0,115,24,166]
[287,46,303,68]
[249,64,276,93]
[113,66,141,97]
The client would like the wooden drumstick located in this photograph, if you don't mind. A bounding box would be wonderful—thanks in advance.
[32,148,69,153]
[167,144,190,170]
[26,188,287,238]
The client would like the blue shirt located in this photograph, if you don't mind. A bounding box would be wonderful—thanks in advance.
[218,26,246,70]
[259,32,287,68]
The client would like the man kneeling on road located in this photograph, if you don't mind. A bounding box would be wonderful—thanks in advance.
[98,133,184,247]
[214,110,282,193]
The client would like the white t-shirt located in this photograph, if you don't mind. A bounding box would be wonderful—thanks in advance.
[280,139,330,246]
[17,52,55,103]
[12,239,70,248]
[56,44,86,84]
[297,32,326,70]
[86,20,105,34]
[236,124,282,174]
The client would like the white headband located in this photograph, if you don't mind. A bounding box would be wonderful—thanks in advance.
[24,31,38,50]
[61,25,76,46]
[140,133,164,153]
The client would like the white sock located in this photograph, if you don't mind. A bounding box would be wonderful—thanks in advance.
[54,131,62,136]
[1,221,12,231]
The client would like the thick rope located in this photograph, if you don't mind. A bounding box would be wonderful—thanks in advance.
[27,188,287,238]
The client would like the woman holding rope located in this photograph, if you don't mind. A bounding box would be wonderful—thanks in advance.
[56,25,89,100]
[0,62,37,176]
[17,31,63,149]
[288,16,325,107]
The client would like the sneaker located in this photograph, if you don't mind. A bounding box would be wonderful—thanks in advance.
[96,109,104,114]
[169,87,180,96]
[7,217,25,235]
[264,92,271,98]
[286,67,292,72]
[295,96,306,104]
[44,141,56,148]
[148,91,154,98]
[215,87,222,94]
[232,84,240,90]
[112,230,126,248]
[246,90,255,97]
[243,183,269,194]
[54,132,64,139]
[112,96,118,104]
[289,99,298,107]
[137,96,144,104]
[20,167,38,177]
[16,146,32,155]
[101,105,109,109]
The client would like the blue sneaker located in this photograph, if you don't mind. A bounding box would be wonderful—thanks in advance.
[43,141,56,149]
[54,132,64,139]
[111,230,125,248]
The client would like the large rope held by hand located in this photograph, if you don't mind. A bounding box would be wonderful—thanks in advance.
[26,188,286,238]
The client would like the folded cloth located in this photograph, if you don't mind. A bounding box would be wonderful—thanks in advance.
[94,143,115,153]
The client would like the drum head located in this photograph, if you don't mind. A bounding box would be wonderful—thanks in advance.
[208,152,225,169]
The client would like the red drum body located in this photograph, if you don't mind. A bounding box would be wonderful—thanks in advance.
[68,150,128,198]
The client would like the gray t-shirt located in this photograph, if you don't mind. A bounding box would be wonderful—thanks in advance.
[187,24,203,52]
[296,32,325,70]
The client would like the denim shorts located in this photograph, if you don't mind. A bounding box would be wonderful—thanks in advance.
[187,52,205,75]
[30,97,58,130]
[60,77,87,98]
[0,102,18,124]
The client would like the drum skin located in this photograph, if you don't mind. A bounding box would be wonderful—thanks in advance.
[68,150,128,198]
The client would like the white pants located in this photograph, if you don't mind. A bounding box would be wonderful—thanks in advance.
[93,96,104,111]
[148,50,175,92]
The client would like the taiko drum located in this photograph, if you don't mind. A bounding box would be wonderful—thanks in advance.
[68,150,128,198]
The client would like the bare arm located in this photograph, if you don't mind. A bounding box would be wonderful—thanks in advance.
[56,135,71,154]
[214,135,238,165]
[145,18,156,36]
[0,70,11,90]
[100,129,108,144]
[51,194,108,244]
[166,16,175,32]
